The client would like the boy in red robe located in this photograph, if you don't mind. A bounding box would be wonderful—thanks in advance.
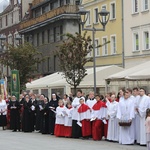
[91,95,106,141]
[78,98,91,139]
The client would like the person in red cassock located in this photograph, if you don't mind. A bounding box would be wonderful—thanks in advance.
[78,98,91,139]
[91,95,107,141]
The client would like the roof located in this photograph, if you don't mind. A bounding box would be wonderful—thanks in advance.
[26,65,124,89]
[106,61,150,81]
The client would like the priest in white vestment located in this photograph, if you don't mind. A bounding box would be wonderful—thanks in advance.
[137,88,150,145]
[117,91,135,145]
[106,94,119,142]
[132,87,141,144]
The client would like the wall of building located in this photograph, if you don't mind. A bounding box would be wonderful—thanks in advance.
[124,0,150,68]
[82,0,123,67]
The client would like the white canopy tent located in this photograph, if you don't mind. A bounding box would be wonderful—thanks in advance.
[26,65,123,97]
[106,61,150,93]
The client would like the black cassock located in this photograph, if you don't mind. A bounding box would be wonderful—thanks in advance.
[30,99,38,131]
[35,100,44,131]
[22,100,32,132]
[48,99,58,135]
[40,102,49,134]
[8,100,21,131]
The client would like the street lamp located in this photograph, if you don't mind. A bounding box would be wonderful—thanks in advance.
[78,7,110,94]
[15,34,22,46]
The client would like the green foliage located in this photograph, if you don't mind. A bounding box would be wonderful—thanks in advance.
[56,32,93,93]
[0,42,44,90]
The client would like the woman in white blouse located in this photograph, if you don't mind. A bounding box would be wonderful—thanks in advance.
[0,95,7,130]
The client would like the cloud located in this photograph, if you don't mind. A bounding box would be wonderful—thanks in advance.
[0,0,9,13]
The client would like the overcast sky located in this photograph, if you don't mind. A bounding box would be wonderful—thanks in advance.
[0,0,9,13]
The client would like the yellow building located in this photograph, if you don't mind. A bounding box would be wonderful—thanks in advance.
[82,0,123,67]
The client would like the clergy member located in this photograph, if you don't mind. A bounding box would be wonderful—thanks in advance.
[8,96,21,132]
[106,94,119,142]
[137,88,150,145]
[117,91,135,145]
[86,91,96,109]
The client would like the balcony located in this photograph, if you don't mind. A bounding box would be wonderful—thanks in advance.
[32,0,45,6]
[20,5,78,30]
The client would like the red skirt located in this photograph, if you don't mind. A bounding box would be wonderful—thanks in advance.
[54,124,65,137]
[81,120,91,137]
[92,120,103,140]
[103,120,108,138]
[64,126,72,137]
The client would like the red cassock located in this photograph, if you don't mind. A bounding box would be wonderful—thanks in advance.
[64,126,72,137]
[78,104,91,137]
[54,124,65,137]
[92,101,106,140]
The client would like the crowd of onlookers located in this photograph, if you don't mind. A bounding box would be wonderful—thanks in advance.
[0,87,150,149]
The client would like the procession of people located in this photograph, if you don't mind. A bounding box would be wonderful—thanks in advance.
[0,87,150,149]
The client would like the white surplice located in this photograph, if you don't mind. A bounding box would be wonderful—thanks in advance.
[138,95,150,145]
[55,106,67,125]
[86,99,97,109]
[107,101,119,141]
[72,97,85,120]
[117,97,135,145]
[64,108,73,127]
[0,100,7,115]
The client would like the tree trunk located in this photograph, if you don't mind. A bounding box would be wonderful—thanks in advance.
[73,85,77,96]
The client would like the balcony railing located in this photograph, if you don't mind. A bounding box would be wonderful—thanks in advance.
[20,5,78,30]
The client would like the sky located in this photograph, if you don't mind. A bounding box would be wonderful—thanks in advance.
[0,0,9,13]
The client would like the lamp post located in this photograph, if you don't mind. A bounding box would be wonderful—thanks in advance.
[78,6,110,94]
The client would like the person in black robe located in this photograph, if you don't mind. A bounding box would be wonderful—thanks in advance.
[30,93,38,131]
[22,94,32,132]
[35,94,45,131]
[48,94,59,135]
[8,96,21,132]
[40,96,49,134]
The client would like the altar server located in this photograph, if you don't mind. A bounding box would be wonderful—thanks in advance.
[86,91,96,109]
[106,94,119,142]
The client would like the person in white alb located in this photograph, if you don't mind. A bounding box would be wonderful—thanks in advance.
[132,87,141,144]
[106,94,119,142]
[0,95,7,130]
[137,88,150,145]
[117,91,135,145]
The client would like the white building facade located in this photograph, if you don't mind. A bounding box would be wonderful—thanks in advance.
[124,0,150,68]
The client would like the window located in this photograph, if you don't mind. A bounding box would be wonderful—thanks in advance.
[37,33,39,46]
[54,55,56,71]
[66,0,70,4]
[133,0,138,13]
[102,37,108,55]
[87,41,92,57]
[110,3,116,19]
[111,36,116,54]
[47,29,50,43]
[60,25,63,40]
[50,3,54,10]
[60,0,64,6]
[86,11,91,26]
[133,33,139,51]
[143,0,149,10]
[35,8,41,17]
[144,31,149,50]
[11,13,13,24]
[42,5,49,14]
[94,8,98,23]
[53,27,56,42]
[47,57,50,72]
[95,39,100,56]
[42,31,45,44]
[6,15,8,26]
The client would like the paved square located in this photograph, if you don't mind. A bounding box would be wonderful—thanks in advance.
[0,129,146,150]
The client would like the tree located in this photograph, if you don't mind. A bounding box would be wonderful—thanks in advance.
[0,42,44,91]
[56,32,93,94]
